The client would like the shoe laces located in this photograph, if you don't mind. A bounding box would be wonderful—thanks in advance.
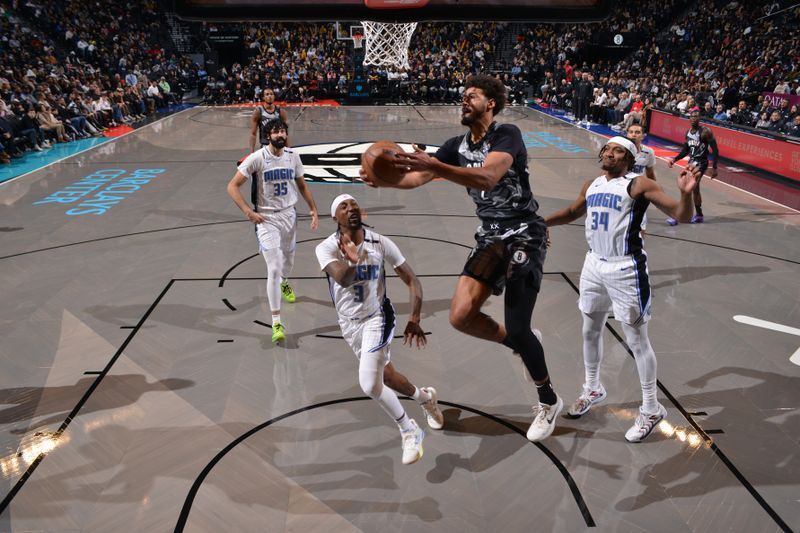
[532,403,550,423]
[581,385,602,401]
[402,428,419,447]
[633,412,659,432]
[572,397,590,412]
[281,283,292,295]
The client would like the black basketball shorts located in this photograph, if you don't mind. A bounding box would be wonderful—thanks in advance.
[461,220,547,296]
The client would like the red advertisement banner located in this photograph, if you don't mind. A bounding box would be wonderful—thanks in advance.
[762,92,800,108]
[648,110,800,182]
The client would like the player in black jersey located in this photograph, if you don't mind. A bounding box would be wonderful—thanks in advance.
[361,74,562,442]
[666,107,719,225]
[249,88,289,153]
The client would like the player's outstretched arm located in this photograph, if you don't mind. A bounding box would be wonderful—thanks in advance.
[294,175,318,229]
[359,166,435,189]
[544,180,591,227]
[359,144,437,189]
[667,142,690,167]
[227,171,264,224]
[394,261,426,349]
[705,129,719,179]
[636,167,698,222]
[394,149,513,191]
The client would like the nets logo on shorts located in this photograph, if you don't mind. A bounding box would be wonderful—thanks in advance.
[291,142,438,184]
[512,250,528,265]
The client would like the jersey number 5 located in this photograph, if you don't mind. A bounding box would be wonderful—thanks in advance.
[591,211,609,231]
[273,182,288,196]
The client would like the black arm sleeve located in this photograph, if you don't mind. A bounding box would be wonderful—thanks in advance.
[673,142,690,162]
[706,130,719,168]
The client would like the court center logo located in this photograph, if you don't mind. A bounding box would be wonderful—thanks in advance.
[292,142,438,184]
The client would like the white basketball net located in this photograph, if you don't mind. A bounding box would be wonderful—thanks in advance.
[360,21,418,69]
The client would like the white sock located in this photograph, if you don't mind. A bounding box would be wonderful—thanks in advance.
[621,321,659,414]
[262,248,284,317]
[412,387,430,404]
[359,349,412,430]
[272,312,281,325]
[582,311,608,390]
[395,412,415,433]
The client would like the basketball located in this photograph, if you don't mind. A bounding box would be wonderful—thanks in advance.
[361,140,407,184]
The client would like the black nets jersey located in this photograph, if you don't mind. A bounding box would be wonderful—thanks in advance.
[434,122,538,222]
[686,127,710,168]
[258,105,282,145]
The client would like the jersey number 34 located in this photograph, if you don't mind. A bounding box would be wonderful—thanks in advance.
[590,211,609,231]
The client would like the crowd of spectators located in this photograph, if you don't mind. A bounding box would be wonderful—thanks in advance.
[201,21,504,105]
[3,0,798,165]
[0,0,199,164]
[525,0,799,136]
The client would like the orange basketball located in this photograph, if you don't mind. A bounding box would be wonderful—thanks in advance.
[361,140,406,185]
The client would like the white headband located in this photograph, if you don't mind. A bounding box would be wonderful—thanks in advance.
[330,193,356,219]
[606,136,638,157]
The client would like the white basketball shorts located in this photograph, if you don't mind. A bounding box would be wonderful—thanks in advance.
[255,207,296,251]
[339,304,396,363]
[578,251,651,325]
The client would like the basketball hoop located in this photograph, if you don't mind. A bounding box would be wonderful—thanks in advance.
[360,21,417,69]
[352,32,364,49]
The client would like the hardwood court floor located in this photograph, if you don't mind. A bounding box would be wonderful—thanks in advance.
[0,105,798,532]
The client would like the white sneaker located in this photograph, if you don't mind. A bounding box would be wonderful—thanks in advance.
[401,419,425,465]
[420,387,444,430]
[526,395,563,442]
[567,384,607,418]
[625,404,667,443]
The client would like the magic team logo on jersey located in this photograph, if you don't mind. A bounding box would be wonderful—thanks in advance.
[354,264,381,281]
[289,142,438,184]
[586,192,624,211]
[263,167,295,182]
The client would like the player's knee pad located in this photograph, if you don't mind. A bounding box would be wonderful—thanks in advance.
[358,373,383,399]
[621,322,651,355]
[582,312,606,341]
[504,322,526,343]
[504,313,533,346]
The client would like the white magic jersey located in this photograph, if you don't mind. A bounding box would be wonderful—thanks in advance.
[315,229,405,320]
[632,144,655,175]
[237,146,303,212]
[584,173,649,258]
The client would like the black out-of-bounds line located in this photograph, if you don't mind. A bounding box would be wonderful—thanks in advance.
[0,213,466,262]
[174,397,594,532]
[558,222,799,266]
[218,234,474,287]
[557,272,792,532]
[0,279,176,515]
[0,220,246,261]
[221,298,236,311]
